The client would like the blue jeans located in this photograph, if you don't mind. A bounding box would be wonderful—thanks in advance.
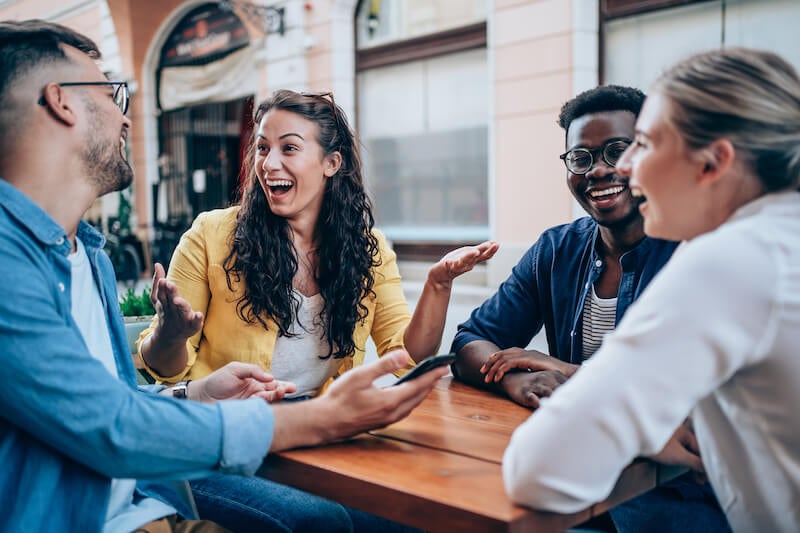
[186,473,420,533]
[610,473,731,533]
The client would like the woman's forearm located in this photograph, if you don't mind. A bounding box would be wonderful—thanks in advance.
[402,276,452,362]
[140,330,191,378]
[401,240,498,362]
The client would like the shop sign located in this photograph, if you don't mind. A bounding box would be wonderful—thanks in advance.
[161,4,250,67]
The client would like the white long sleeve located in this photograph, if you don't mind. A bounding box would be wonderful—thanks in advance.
[503,192,800,532]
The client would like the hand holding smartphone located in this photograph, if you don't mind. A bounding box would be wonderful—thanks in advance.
[392,353,456,385]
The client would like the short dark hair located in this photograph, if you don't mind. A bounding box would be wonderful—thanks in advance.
[558,85,645,132]
[0,20,100,136]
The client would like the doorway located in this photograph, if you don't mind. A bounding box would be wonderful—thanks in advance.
[152,96,253,267]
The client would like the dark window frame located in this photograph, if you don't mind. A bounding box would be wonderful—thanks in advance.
[356,21,487,72]
[601,0,715,20]
[392,242,485,263]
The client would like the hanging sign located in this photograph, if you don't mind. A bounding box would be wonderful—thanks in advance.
[160,4,250,67]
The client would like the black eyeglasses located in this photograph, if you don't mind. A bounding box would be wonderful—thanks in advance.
[38,81,129,115]
[559,139,631,175]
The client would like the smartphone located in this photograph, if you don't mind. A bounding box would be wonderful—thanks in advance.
[393,353,456,385]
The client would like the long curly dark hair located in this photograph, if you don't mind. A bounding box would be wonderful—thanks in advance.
[223,90,380,359]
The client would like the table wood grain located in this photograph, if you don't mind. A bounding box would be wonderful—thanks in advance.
[259,377,679,532]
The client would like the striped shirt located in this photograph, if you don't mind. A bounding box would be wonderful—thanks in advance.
[581,284,617,360]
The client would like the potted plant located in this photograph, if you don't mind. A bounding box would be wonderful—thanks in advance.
[120,286,155,381]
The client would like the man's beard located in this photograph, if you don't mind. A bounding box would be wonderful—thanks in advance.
[593,198,644,231]
[82,98,133,195]
[84,138,133,196]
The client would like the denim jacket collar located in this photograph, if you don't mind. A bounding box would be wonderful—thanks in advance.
[558,220,677,365]
[586,224,655,270]
[0,178,73,248]
[0,179,106,254]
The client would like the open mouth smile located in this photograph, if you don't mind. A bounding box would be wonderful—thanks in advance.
[588,185,625,199]
[266,178,294,195]
[585,183,629,209]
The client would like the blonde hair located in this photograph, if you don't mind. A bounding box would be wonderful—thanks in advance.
[653,48,800,191]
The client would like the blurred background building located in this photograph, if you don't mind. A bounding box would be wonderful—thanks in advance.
[3,0,799,347]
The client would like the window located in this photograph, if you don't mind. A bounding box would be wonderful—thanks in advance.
[355,0,489,246]
[357,0,487,49]
[603,0,800,89]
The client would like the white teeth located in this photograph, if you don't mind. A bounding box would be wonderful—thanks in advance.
[589,185,625,198]
[266,179,293,187]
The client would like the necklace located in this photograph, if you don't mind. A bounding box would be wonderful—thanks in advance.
[297,249,317,274]
[294,249,320,297]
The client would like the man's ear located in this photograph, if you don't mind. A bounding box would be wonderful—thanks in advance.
[39,83,78,126]
[324,151,342,177]
[698,139,735,185]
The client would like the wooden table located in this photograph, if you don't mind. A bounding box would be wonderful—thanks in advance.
[258,377,682,532]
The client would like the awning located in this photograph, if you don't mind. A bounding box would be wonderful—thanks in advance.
[159,43,259,111]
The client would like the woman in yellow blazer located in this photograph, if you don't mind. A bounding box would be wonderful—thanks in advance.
[138,89,497,395]
[136,90,495,533]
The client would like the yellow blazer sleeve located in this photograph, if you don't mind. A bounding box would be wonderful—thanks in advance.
[137,212,214,382]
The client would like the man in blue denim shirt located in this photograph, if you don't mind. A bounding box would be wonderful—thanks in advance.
[0,20,444,532]
[452,86,677,401]
[451,86,729,532]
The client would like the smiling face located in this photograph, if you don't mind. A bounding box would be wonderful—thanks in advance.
[81,92,133,194]
[616,92,707,241]
[64,45,132,195]
[565,111,642,229]
[254,109,341,227]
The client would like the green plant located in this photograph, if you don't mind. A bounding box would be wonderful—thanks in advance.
[119,286,155,317]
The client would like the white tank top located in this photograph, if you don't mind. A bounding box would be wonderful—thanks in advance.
[270,290,340,398]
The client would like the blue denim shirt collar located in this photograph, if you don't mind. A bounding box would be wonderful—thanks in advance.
[77,218,106,250]
[569,225,661,362]
[585,223,656,271]
[0,179,73,250]
[0,179,106,255]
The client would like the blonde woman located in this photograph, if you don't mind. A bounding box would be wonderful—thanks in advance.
[504,48,800,532]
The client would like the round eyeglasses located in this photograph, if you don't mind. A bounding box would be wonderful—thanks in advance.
[559,139,631,175]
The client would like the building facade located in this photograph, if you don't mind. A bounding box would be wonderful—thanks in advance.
[3,0,799,287]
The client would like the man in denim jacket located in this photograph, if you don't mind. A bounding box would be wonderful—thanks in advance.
[452,86,676,402]
[0,20,444,532]
[451,86,729,532]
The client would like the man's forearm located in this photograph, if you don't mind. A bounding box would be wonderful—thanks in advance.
[453,340,506,394]
[269,400,335,452]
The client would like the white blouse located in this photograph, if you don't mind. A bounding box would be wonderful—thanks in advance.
[503,191,800,532]
[270,290,339,398]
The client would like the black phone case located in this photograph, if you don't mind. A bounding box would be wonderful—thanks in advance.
[393,353,456,385]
